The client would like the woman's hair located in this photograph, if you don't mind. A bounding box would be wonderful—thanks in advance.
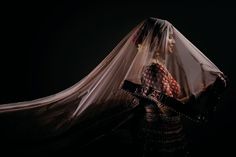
[133,18,166,48]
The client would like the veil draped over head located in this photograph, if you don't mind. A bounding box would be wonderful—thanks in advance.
[0,18,226,139]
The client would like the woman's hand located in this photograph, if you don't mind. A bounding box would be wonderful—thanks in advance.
[177,96,190,104]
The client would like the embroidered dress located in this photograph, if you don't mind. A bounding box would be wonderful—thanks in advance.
[139,63,187,156]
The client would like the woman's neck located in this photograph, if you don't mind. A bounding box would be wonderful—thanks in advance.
[152,57,165,66]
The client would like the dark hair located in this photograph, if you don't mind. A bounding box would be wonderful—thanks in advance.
[133,18,164,47]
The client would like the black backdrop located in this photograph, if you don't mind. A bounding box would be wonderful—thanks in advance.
[0,1,235,156]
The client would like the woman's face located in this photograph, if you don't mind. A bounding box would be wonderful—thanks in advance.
[167,29,175,53]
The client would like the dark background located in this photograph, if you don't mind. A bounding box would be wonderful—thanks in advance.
[0,1,235,156]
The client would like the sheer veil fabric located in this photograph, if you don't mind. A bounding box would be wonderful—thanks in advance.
[0,18,226,139]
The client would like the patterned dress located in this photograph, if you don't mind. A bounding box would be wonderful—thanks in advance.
[138,63,187,156]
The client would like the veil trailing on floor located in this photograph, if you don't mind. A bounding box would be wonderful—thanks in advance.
[0,18,226,140]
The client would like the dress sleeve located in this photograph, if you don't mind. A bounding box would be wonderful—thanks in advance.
[169,76,181,98]
[141,66,151,86]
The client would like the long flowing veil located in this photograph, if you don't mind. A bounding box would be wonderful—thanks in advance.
[0,18,226,141]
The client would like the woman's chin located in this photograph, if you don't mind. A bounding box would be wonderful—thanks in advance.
[168,49,174,54]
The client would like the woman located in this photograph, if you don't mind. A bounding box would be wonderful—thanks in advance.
[133,20,188,156]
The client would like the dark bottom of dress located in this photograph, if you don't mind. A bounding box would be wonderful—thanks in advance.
[136,105,188,157]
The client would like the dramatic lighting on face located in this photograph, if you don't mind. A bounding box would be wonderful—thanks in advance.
[168,30,175,53]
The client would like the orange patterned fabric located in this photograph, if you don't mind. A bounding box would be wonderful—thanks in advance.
[139,63,187,154]
[141,63,180,98]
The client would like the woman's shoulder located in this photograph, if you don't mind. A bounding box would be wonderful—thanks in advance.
[146,62,164,70]
[142,63,161,75]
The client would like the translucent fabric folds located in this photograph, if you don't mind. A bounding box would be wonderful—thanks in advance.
[0,18,226,139]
